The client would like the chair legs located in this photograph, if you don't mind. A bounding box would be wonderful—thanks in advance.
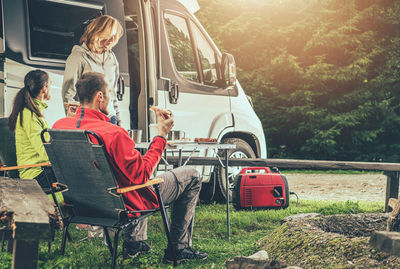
[59,224,120,268]
[153,184,176,266]
[61,222,70,255]
[55,184,173,268]
[43,168,74,246]
[111,229,121,269]
[103,227,113,256]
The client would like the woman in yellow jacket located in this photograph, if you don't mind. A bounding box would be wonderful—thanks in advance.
[8,70,56,189]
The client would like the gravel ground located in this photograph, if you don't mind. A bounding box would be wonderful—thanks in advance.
[285,173,387,202]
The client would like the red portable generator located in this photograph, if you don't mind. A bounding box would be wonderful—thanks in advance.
[232,167,289,210]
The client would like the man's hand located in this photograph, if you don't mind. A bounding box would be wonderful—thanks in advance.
[152,107,174,138]
[150,106,172,119]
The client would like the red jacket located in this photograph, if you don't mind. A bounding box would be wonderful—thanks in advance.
[53,108,166,212]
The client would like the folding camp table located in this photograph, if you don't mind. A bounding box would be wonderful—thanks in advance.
[135,141,236,240]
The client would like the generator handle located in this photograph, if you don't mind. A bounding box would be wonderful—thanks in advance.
[239,167,272,174]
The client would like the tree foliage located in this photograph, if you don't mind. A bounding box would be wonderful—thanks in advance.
[197,0,400,161]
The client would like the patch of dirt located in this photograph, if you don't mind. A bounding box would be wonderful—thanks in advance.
[259,213,400,269]
[285,173,386,202]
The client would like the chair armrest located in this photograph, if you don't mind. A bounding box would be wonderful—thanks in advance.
[0,162,51,171]
[117,178,164,194]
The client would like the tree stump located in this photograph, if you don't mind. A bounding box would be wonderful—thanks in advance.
[387,198,400,232]
[370,231,400,258]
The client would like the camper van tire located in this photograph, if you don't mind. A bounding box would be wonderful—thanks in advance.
[199,171,218,203]
[214,138,256,202]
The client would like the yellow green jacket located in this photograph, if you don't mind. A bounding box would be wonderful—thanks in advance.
[15,98,49,179]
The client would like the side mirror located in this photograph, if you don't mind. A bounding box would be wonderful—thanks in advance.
[221,53,237,88]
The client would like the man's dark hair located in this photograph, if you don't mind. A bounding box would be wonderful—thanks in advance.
[75,72,108,104]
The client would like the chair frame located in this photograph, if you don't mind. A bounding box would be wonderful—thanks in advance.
[41,129,174,268]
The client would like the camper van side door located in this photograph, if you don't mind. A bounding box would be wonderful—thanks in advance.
[159,4,233,140]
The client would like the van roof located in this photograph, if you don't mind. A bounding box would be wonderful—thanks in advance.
[177,0,200,13]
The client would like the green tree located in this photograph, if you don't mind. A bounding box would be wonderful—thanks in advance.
[197,0,400,161]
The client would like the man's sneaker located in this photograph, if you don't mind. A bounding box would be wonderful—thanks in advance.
[122,240,151,259]
[163,247,208,264]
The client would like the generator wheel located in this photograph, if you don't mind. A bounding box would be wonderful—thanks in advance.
[281,174,290,209]
[214,138,256,202]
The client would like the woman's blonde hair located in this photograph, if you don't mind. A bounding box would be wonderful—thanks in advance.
[80,15,123,52]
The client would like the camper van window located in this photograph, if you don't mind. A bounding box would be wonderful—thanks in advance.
[27,0,103,60]
[164,13,199,83]
[190,21,219,87]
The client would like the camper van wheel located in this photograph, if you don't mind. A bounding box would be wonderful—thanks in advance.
[199,171,218,203]
[214,138,256,202]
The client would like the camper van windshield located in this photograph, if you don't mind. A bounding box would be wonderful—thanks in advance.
[27,0,103,60]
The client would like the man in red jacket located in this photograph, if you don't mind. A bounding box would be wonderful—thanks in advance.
[53,72,207,263]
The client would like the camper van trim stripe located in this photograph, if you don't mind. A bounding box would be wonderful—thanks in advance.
[40,0,103,10]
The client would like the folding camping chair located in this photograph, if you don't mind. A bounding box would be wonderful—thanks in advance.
[41,129,173,268]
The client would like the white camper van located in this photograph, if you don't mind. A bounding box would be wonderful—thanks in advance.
[0,0,266,201]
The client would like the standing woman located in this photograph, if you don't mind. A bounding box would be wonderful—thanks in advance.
[8,70,56,189]
[62,15,123,125]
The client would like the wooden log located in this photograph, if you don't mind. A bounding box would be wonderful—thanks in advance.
[385,172,400,212]
[0,177,56,269]
[12,240,39,269]
[388,198,399,209]
[387,198,400,231]
[370,231,400,258]
[160,157,400,171]
[0,178,55,240]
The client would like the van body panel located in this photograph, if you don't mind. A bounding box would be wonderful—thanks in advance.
[2,0,131,128]
[103,0,131,129]
[142,0,156,135]
[0,0,5,117]
[126,0,149,134]
[230,82,267,158]
[5,58,70,126]
[207,112,234,139]
[158,0,232,139]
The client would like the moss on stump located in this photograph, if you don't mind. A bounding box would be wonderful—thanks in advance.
[258,213,400,268]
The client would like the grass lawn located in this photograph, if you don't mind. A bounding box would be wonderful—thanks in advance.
[0,200,385,268]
